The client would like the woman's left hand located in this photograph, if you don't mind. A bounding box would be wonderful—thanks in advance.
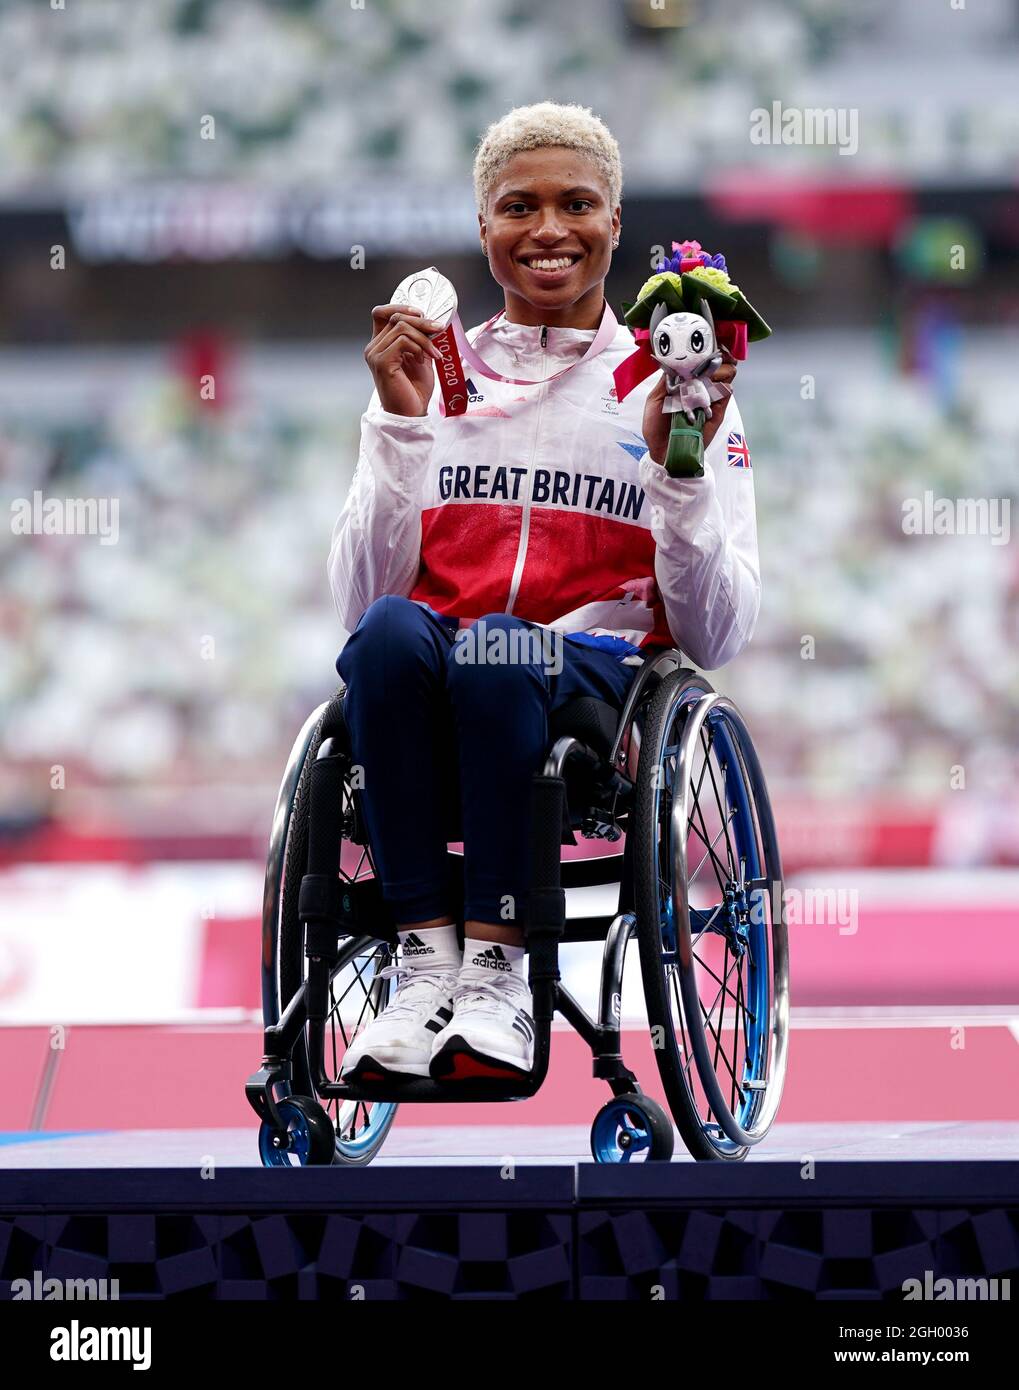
[642,357,737,468]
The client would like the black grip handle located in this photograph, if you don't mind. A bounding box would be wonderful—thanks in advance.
[307,751,347,876]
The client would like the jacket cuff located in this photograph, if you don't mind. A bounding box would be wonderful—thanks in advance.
[640,450,717,506]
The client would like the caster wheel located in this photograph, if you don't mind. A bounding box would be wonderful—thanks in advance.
[259,1096,335,1167]
[591,1094,675,1163]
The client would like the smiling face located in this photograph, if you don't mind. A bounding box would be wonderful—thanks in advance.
[479,146,620,329]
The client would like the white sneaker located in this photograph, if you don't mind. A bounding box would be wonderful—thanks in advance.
[340,963,458,1081]
[429,972,535,1081]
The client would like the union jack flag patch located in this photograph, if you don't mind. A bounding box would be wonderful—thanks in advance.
[727,431,752,469]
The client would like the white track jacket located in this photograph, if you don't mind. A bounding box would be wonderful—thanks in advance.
[328,311,761,670]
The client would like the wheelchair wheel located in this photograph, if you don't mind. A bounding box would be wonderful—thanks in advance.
[266,694,398,1166]
[634,671,789,1161]
[258,1095,336,1167]
[590,1094,675,1163]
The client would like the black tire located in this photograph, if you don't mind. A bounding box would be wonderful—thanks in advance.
[278,706,329,1053]
[260,1095,337,1167]
[633,668,751,1162]
[291,1095,338,1165]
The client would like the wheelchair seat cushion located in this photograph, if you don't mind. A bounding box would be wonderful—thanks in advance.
[549,696,620,762]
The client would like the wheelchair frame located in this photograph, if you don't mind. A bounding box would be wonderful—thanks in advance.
[246,647,788,1162]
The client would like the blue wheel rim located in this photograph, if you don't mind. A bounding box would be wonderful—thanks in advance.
[334,1100,397,1158]
[592,1100,655,1163]
[259,1100,313,1167]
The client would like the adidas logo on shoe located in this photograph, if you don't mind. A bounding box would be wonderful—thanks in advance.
[470,945,512,972]
[401,932,436,958]
[424,1004,454,1034]
[511,1008,534,1043]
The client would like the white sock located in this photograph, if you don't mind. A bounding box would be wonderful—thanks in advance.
[460,936,528,989]
[397,923,461,974]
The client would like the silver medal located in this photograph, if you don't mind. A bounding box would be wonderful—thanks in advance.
[391,266,458,333]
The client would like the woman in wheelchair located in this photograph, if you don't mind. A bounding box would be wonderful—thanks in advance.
[327,102,759,1087]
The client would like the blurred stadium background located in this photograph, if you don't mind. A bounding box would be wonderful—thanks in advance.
[1,0,1017,1140]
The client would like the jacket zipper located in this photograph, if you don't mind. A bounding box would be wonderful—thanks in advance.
[505,325,548,614]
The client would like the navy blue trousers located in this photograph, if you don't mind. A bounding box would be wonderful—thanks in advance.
[336,596,638,927]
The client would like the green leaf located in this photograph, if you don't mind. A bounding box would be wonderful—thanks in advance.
[622,273,773,342]
[623,278,686,328]
[679,273,738,318]
[729,291,772,341]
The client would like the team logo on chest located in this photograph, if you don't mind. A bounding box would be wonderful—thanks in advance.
[437,462,645,519]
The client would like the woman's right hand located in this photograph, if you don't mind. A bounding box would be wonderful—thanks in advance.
[365,304,446,417]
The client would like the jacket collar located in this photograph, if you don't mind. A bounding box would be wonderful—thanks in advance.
[482,312,599,360]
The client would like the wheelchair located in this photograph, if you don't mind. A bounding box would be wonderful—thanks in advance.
[246,648,789,1164]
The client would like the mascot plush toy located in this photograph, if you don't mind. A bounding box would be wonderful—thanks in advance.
[613,240,772,478]
[650,298,727,419]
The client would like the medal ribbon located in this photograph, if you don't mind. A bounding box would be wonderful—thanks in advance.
[433,300,619,417]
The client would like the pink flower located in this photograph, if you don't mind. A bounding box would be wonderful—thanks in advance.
[672,239,703,257]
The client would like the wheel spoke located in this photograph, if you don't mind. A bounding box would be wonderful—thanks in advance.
[712,936,730,1080]
[668,966,697,1082]
[697,992,745,1101]
[692,901,727,936]
[687,809,736,889]
[730,963,742,1116]
[328,951,385,1037]
[702,737,738,883]
[285,773,397,1161]
[688,754,733,889]
[688,730,714,819]
[740,967,754,1106]
[694,948,743,1014]
[687,810,731,891]
[669,964,720,1130]
[329,980,340,1075]
[348,961,383,1036]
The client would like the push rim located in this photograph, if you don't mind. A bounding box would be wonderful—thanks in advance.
[651,691,788,1154]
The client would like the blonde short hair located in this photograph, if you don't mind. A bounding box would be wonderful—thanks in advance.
[473,101,622,214]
